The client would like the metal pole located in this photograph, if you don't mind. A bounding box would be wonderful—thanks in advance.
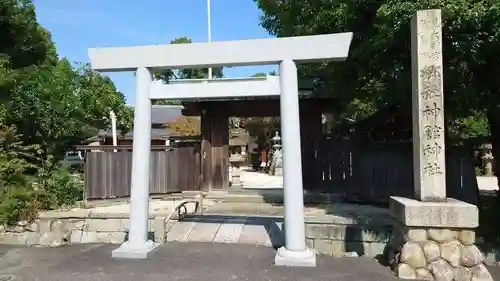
[207,0,213,79]
[110,111,117,152]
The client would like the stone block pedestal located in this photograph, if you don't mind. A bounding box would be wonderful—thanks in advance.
[388,197,493,281]
[275,167,283,176]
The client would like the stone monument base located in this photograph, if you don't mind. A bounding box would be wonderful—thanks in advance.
[387,196,493,281]
[275,167,283,176]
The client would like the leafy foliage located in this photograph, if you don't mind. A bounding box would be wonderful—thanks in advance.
[255,0,500,191]
[251,71,278,77]
[0,0,131,225]
[35,166,83,210]
[152,37,226,106]
[0,166,83,225]
[240,73,282,149]
[0,125,38,189]
[254,0,500,129]
[165,117,201,136]
[241,117,280,149]
[8,60,133,163]
[155,37,224,81]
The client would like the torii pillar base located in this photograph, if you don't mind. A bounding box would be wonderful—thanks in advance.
[111,240,160,259]
[275,247,316,267]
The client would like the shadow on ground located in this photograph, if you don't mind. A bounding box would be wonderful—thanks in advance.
[181,214,285,249]
[203,185,394,266]
[477,191,500,261]
[237,185,500,267]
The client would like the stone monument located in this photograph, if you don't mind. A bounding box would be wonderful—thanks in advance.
[388,9,493,281]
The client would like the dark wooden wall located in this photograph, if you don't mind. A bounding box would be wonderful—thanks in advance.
[101,138,166,146]
[201,109,229,191]
[84,146,201,200]
[316,139,479,205]
[300,102,324,190]
[183,99,336,117]
[195,99,327,191]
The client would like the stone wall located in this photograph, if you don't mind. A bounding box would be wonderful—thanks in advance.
[304,217,393,257]
[388,222,491,280]
[388,196,494,281]
[0,211,167,246]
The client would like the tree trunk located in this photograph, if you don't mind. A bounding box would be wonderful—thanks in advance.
[486,108,500,197]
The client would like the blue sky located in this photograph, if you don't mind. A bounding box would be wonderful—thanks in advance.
[33,0,277,105]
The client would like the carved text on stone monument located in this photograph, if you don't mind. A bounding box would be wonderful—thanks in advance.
[422,102,442,120]
[419,65,442,101]
[424,124,442,140]
[417,31,441,50]
[423,142,443,158]
[423,162,443,176]
[420,51,441,60]
[417,12,445,181]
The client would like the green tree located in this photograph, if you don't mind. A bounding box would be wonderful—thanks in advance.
[252,72,266,77]
[155,37,224,82]
[0,0,58,105]
[255,0,498,147]
[0,0,135,224]
[251,71,278,77]
[7,60,132,165]
[1,0,133,168]
[152,37,225,105]
[164,116,201,136]
[0,0,57,69]
[153,100,183,106]
[239,72,282,150]
[0,0,84,223]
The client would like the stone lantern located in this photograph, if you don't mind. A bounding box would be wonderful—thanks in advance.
[481,143,494,176]
[270,131,283,176]
[229,153,245,187]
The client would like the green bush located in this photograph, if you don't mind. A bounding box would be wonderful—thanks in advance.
[0,166,83,226]
[0,186,41,225]
[36,166,83,210]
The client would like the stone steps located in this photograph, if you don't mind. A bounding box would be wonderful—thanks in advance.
[205,189,352,205]
[165,216,285,248]
[164,213,393,258]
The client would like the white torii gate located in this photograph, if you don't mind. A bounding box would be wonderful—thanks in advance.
[88,33,353,267]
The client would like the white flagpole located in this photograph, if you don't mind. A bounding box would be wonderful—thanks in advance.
[207,0,213,79]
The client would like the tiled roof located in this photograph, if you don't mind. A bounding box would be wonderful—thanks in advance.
[151,105,183,123]
[94,105,186,140]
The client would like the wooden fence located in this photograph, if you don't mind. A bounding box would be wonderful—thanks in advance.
[317,138,479,205]
[84,146,201,200]
[81,139,480,205]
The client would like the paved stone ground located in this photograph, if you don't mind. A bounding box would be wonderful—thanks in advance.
[478,176,499,191]
[240,167,498,192]
[166,215,285,247]
[0,242,430,281]
[239,169,283,189]
[167,202,390,246]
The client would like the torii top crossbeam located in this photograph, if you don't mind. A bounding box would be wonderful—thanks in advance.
[89,33,353,266]
[88,33,353,72]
